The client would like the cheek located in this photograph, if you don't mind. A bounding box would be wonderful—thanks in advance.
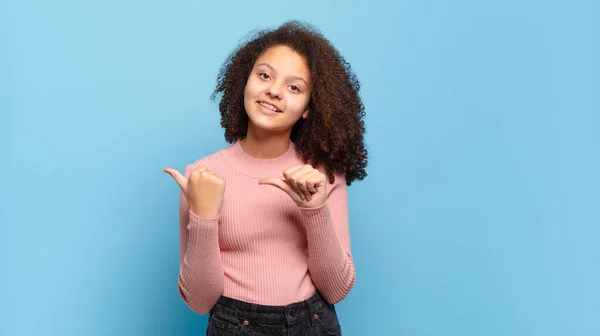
[245,77,266,98]
[287,94,310,114]
[243,80,254,99]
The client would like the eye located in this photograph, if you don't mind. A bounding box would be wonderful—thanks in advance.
[259,72,270,80]
[289,85,300,93]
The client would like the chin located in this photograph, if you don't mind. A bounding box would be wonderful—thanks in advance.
[249,118,285,132]
[247,114,292,133]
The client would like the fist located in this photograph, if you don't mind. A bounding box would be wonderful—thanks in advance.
[163,166,226,218]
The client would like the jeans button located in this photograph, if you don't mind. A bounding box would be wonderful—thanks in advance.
[288,308,296,317]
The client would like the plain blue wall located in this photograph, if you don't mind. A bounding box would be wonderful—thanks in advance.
[1,0,599,335]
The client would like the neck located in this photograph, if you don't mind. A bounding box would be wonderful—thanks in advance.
[240,123,292,159]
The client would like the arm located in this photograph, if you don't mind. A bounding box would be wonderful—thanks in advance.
[299,173,356,304]
[177,164,224,315]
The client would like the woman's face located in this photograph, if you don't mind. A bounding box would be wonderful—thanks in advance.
[243,45,311,135]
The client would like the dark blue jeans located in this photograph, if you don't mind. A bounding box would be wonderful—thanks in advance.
[206,291,342,336]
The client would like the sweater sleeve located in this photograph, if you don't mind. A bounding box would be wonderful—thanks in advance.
[177,164,224,315]
[299,173,356,304]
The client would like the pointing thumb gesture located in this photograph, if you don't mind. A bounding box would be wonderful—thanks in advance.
[163,166,226,218]
[163,168,190,190]
[259,164,327,208]
[258,176,300,201]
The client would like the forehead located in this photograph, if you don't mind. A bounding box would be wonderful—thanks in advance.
[255,45,310,80]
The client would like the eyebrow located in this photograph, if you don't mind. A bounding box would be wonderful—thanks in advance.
[256,63,309,86]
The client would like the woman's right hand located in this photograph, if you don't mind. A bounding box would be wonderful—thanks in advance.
[163,166,226,218]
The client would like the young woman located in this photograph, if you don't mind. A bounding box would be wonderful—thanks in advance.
[164,20,368,336]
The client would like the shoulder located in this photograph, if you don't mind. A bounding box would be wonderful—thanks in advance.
[183,146,229,177]
[329,171,347,195]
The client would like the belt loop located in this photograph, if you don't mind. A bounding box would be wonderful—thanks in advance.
[304,298,315,327]
[250,303,258,325]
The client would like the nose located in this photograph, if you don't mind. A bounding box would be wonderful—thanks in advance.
[266,82,282,99]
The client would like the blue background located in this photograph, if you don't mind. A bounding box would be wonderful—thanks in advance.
[1,0,599,335]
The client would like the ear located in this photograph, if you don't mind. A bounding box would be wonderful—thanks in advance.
[302,109,309,119]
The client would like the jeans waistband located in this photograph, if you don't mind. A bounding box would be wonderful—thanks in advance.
[211,291,328,325]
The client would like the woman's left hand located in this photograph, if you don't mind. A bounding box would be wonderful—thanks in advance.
[258,164,327,208]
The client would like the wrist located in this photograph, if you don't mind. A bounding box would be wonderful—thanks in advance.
[299,200,327,210]
[189,205,219,219]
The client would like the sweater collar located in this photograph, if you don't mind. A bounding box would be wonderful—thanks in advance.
[222,139,302,178]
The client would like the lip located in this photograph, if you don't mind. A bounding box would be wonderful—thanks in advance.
[256,101,283,115]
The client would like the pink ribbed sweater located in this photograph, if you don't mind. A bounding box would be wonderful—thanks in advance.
[177,139,356,315]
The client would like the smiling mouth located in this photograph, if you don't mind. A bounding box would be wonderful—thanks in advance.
[257,101,282,113]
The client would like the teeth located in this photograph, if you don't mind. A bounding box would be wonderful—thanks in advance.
[259,102,279,112]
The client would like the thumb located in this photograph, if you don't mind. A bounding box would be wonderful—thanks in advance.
[259,176,295,196]
[163,168,187,190]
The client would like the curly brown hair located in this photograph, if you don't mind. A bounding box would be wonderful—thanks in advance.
[210,20,368,186]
